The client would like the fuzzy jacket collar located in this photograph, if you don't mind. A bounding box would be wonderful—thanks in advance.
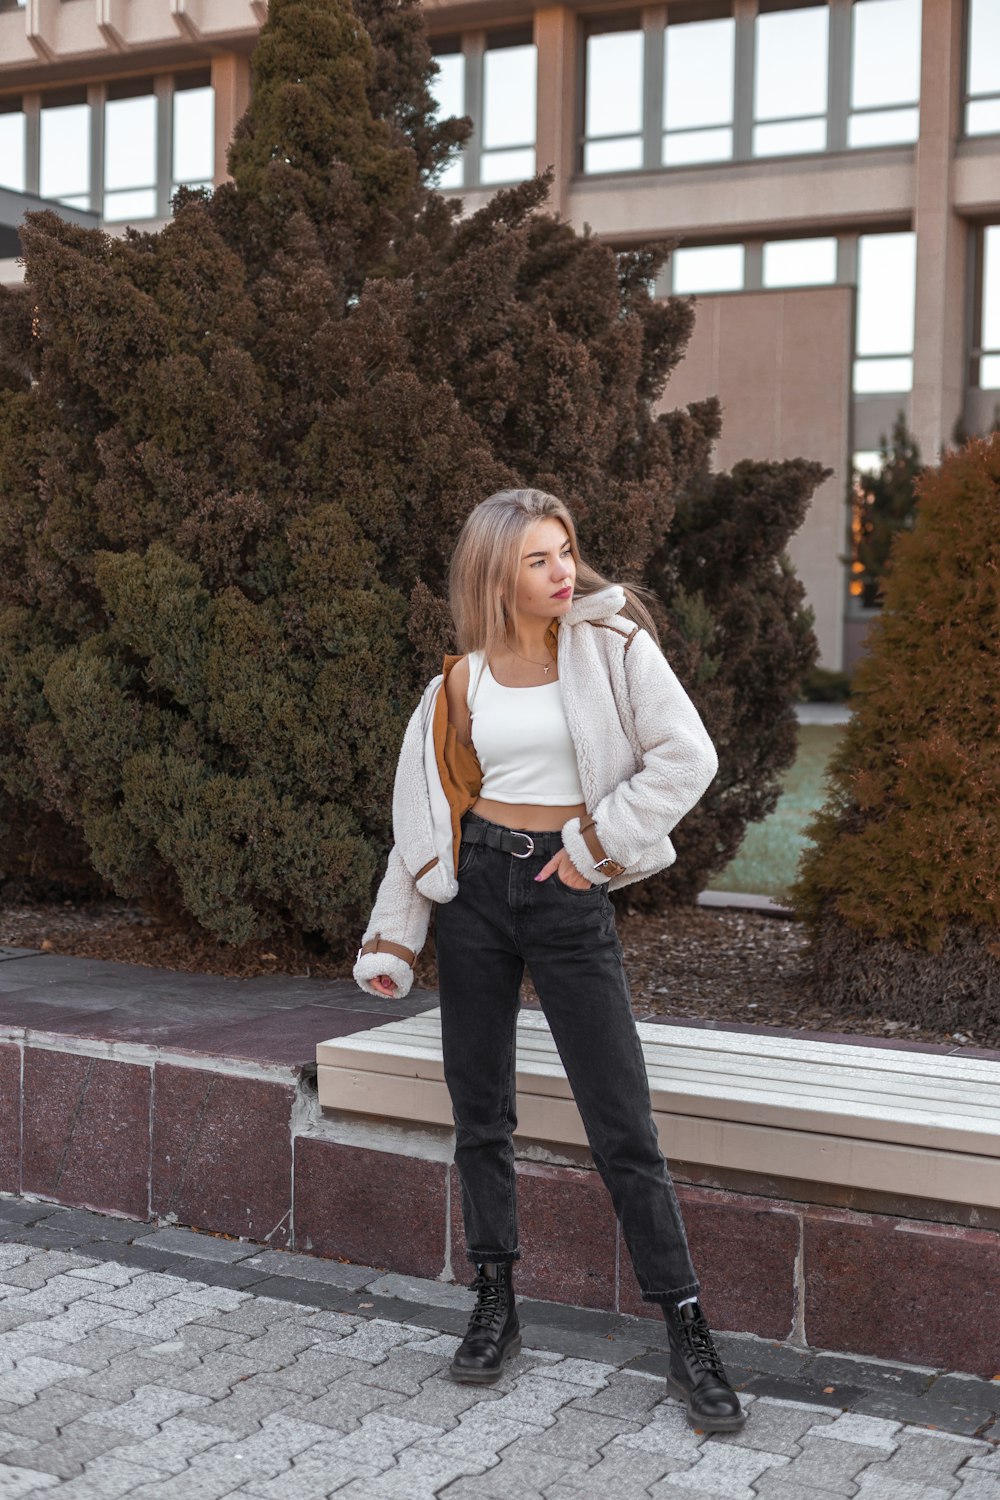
[564,584,627,625]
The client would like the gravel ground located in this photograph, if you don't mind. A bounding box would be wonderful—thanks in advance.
[1,895,991,1053]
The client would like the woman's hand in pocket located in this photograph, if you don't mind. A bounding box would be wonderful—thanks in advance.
[535,849,594,891]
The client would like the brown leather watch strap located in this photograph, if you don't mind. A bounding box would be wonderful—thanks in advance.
[580,816,626,878]
[358,935,416,967]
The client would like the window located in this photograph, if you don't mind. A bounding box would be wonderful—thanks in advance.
[753,5,829,157]
[173,77,215,198]
[849,0,920,146]
[854,232,916,391]
[763,236,838,286]
[481,39,536,184]
[663,17,735,166]
[978,226,1000,388]
[40,94,91,209]
[584,27,644,173]
[104,83,157,222]
[0,101,25,194]
[428,48,465,189]
[672,243,745,293]
[966,0,1000,136]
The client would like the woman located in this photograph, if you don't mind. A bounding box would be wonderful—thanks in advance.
[353,489,744,1433]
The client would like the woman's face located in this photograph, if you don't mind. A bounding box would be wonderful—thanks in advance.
[511,517,576,625]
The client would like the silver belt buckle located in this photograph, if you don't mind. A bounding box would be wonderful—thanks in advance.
[510,831,535,858]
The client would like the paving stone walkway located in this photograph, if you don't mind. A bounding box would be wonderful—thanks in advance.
[0,1196,998,1499]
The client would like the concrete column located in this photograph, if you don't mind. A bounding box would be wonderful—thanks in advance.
[910,0,967,462]
[210,52,251,186]
[534,6,577,218]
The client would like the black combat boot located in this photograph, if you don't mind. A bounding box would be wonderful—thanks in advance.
[661,1297,746,1432]
[449,1260,521,1384]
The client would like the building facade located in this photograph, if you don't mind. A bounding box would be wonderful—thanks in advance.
[1,0,998,670]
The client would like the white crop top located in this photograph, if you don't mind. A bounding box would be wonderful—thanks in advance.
[466,651,585,806]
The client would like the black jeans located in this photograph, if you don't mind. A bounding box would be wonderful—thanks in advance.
[435,809,701,1305]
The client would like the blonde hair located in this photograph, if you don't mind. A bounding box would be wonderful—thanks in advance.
[448,488,661,661]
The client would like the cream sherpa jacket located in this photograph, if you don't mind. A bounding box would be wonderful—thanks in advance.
[353,584,719,998]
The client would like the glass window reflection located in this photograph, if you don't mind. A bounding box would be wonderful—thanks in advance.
[584,29,644,173]
[966,0,1000,136]
[0,106,25,193]
[105,92,157,222]
[663,17,735,165]
[849,0,920,147]
[854,231,916,391]
[172,83,215,193]
[763,237,838,286]
[40,100,91,208]
[673,243,745,294]
[482,42,536,183]
[753,5,829,156]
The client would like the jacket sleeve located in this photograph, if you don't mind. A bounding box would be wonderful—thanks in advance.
[352,843,433,999]
[561,628,719,882]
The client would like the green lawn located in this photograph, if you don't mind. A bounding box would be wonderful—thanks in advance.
[705,724,845,901]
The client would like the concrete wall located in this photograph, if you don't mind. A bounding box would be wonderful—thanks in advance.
[663,286,854,672]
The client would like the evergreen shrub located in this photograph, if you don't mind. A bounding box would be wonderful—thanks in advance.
[789,434,1000,1032]
[0,0,824,947]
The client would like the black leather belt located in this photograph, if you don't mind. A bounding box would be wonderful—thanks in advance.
[460,815,565,860]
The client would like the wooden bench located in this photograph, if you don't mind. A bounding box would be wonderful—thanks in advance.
[317,1009,1000,1211]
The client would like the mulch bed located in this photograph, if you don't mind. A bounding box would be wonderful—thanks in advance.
[2,896,991,1052]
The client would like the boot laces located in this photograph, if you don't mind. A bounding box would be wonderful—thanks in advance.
[469,1271,502,1329]
[678,1305,728,1381]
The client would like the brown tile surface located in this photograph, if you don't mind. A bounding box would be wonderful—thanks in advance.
[803,1205,1000,1377]
[21,1049,150,1217]
[0,1043,20,1192]
[151,1065,294,1246]
[295,1137,446,1278]
[617,1184,799,1340]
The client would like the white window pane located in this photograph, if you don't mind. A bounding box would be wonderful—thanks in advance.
[968,0,1000,98]
[484,45,536,150]
[430,51,465,121]
[40,103,90,203]
[673,244,744,294]
[981,354,1000,388]
[753,118,827,155]
[754,7,829,122]
[984,226,1000,351]
[966,98,1000,135]
[853,356,913,392]
[856,232,916,354]
[105,94,156,193]
[103,188,158,223]
[583,136,643,173]
[173,86,214,187]
[586,31,643,139]
[853,449,883,474]
[435,157,464,189]
[763,236,838,287]
[663,127,733,165]
[851,0,920,110]
[848,106,919,146]
[480,147,536,183]
[0,112,25,193]
[664,18,734,131]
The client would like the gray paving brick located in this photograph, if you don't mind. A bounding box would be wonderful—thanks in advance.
[79,1384,213,1440]
[361,1346,455,1396]
[2,1421,126,1479]
[605,1399,707,1458]
[89,1274,201,1314]
[152,1352,261,1399]
[749,1434,893,1497]
[101,1415,232,1477]
[39,1454,168,1499]
[0,1392,117,1442]
[213,1322,323,1377]
[853,1388,1000,1439]
[545,1446,686,1497]
[190,1376,309,1437]
[515,1405,640,1464]
[953,1471,1000,1500]
[479,1374,583,1431]
[0,1355,89,1406]
[366,1273,477,1310]
[0,1464,61,1496]
[292,1374,404,1433]
[65,1264,143,1289]
[242,1250,375,1290]
[872,1428,990,1488]
[647,1441,790,1499]
[388,1378,487,1433]
[812,1413,904,1452]
[252,1408,442,1498]
[328,1318,436,1366]
[567,1368,667,1422]
[194,1298,311,1339]
[852,1470,960,1499]
[50,1326,149,1373]
[137,1230,259,1265]
[706,1395,836,1457]
[251,1348,365,1396]
[0,1253,98,1290]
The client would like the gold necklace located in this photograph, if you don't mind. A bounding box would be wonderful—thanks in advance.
[508,644,555,675]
